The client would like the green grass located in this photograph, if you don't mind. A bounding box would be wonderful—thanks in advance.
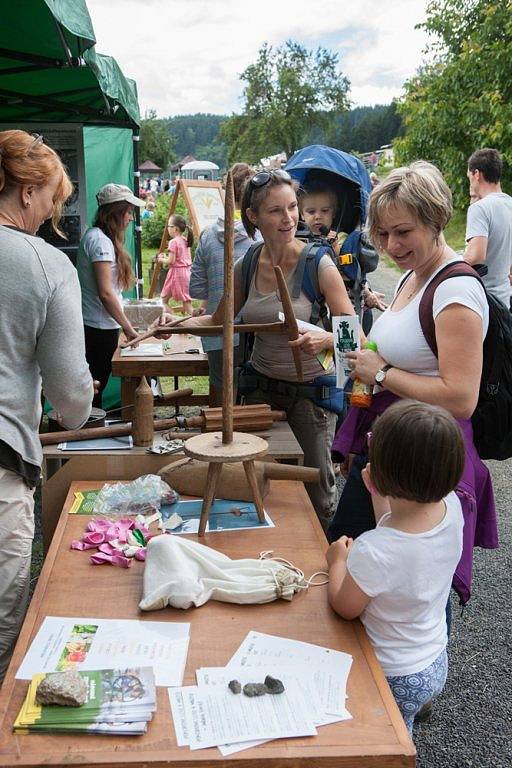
[443,208,466,253]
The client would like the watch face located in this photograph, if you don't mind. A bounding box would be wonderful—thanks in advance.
[375,370,385,383]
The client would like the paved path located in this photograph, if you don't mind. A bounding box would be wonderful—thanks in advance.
[366,259,512,767]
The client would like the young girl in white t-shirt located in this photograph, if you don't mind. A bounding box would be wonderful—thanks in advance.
[326,399,465,733]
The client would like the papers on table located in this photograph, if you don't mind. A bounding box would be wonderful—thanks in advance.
[58,436,133,451]
[160,499,274,534]
[120,342,163,357]
[169,631,352,754]
[16,617,190,688]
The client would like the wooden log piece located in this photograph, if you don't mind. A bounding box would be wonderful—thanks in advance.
[222,170,235,445]
[158,457,320,501]
[119,314,192,348]
[274,265,303,382]
[132,377,155,447]
[125,321,286,340]
[40,417,185,447]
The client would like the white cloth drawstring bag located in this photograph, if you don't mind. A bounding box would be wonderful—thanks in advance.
[139,535,326,610]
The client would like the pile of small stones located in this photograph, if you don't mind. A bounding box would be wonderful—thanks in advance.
[228,675,285,697]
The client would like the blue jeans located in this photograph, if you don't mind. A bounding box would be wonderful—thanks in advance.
[387,649,448,733]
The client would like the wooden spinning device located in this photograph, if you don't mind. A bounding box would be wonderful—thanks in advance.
[183,171,265,535]
[184,171,303,536]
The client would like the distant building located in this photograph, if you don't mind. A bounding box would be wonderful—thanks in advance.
[138,159,163,182]
[180,160,220,181]
[170,155,197,178]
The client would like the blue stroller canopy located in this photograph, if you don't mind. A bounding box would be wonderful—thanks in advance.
[285,144,372,224]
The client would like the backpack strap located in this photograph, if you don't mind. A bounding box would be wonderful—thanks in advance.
[418,262,484,357]
[301,244,332,330]
[241,242,265,304]
[242,240,331,330]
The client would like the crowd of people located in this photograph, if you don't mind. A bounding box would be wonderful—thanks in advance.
[0,128,510,741]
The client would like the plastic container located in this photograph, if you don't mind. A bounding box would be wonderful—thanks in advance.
[350,341,378,408]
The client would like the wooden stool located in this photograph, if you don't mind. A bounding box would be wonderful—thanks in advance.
[184,432,269,536]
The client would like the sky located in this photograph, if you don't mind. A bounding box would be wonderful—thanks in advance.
[86,0,431,118]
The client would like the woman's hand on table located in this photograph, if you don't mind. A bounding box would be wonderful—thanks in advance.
[289,330,331,357]
[346,348,386,385]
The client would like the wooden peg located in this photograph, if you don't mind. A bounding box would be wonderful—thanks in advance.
[222,170,235,445]
[132,377,154,447]
[274,265,303,381]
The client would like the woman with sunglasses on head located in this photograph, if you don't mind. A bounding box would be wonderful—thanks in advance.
[77,184,144,408]
[169,169,355,528]
[0,129,94,682]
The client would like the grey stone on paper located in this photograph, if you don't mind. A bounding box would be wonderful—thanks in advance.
[228,679,241,694]
[243,682,267,697]
[264,675,285,694]
[35,669,88,707]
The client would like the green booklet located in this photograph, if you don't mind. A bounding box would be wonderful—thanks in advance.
[14,667,156,735]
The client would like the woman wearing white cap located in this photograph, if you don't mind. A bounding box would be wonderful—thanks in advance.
[77,183,145,408]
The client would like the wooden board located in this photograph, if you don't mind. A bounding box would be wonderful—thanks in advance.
[0,480,415,767]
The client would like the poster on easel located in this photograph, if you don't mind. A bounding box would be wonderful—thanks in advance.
[148,179,224,297]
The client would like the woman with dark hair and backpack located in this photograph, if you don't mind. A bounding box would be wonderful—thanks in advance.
[77,183,144,408]
[328,161,498,610]
[166,170,355,528]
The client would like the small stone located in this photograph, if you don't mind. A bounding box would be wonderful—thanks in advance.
[264,675,285,694]
[228,679,241,694]
[243,682,267,697]
[35,670,88,707]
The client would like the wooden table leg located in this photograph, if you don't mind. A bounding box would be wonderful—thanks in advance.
[243,460,266,523]
[121,377,138,420]
[198,462,222,537]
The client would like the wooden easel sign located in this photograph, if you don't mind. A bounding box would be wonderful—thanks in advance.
[149,179,225,297]
[168,179,224,240]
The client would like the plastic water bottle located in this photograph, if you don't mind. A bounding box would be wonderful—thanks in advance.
[350,341,378,408]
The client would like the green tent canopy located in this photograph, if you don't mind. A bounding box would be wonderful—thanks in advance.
[0,0,140,126]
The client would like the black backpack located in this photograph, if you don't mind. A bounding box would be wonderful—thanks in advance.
[402,262,512,460]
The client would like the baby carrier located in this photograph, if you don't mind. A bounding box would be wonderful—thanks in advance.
[285,144,379,326]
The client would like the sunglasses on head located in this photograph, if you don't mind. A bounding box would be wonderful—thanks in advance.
[26,133,44,154]
[249,169,292,189]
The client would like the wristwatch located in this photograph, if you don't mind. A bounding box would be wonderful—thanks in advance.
[375,364,393,385]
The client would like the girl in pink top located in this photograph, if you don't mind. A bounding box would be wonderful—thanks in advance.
[158,214,193,314]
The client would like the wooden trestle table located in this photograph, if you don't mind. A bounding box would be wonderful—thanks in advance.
[0,477,415,767]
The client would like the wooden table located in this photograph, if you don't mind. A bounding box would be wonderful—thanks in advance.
[40,422,303,550]
[0,480,415,767]
[111,334,211,415]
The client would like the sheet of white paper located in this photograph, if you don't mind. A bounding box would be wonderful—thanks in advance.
[332,315,360,388]
[168,689,190,746]
[16,617,190,687]
[278,312,323,334]
[120,342,163,357]
[178,682,317,750]
[196,665,329,755]
[228,631,352,716]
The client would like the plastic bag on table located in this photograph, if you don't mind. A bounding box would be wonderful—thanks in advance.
[93,474,179,517]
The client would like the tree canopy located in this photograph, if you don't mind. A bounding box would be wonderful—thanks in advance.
[395,0,512,207]
[139,110,175,170]
[220,40,351,164]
